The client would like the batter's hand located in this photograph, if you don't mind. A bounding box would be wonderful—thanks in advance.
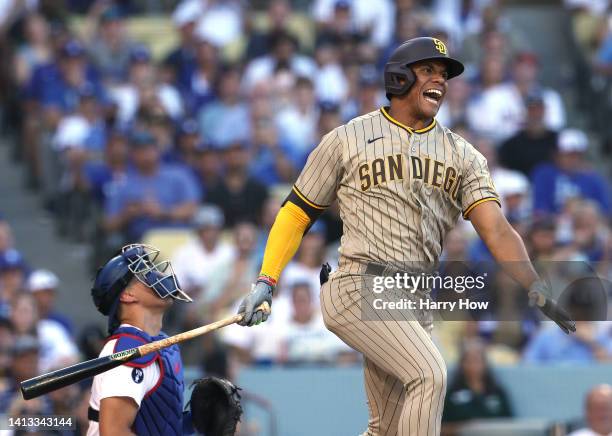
[529,281,576,334]
[237,276,274,326]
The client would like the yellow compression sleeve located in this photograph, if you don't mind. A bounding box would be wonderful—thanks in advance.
[259,201,312,281]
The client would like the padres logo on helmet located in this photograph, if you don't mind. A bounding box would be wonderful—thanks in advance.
[383,36,464,99]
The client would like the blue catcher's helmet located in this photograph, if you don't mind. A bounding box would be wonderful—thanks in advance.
[92,244,192,333]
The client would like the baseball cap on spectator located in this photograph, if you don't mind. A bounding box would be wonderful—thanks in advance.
[359,65,380,87]
[27,269,59,293]
[129,45,152,64]
[524,87,545,107]
[193,205,224,228]
[0,249,28,272]
[319,100,340,113]
[179,118,200,136]
[515,51,539,66]
[558,128,588,153]
[335,0,352,9]
[12,335,39,356]
[173,0,203,27]
[52,115,90,151]
[130,130,157,148]
[494,171,529,198]
[61,39,86,58]
[100,5,124,23]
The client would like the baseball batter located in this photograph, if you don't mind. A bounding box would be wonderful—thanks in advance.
[237,37,575,436]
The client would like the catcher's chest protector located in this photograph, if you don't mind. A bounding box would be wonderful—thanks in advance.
[113,326,185,435]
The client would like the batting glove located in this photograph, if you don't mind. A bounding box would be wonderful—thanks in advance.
[528,280,576,334]
[237,276,274,327]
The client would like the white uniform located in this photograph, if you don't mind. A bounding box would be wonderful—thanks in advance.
[86,325,160,436]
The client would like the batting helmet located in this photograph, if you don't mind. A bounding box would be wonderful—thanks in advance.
[92,244,192,333]
[384,37,464,99]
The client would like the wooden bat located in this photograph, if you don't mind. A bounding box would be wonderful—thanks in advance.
[20,302,270,400]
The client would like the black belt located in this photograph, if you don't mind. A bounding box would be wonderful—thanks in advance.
[88,406,99,422]
[363,262,423,277]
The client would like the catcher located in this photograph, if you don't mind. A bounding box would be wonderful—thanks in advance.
[87,244,242,436]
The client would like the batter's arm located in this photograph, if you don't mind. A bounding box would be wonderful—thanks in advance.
[468,201,576,333]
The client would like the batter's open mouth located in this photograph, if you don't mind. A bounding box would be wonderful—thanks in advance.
[423,88,443,104]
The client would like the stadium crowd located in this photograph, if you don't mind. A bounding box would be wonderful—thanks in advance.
[0,0,611,433]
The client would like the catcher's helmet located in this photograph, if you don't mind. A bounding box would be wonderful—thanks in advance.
[92,244,191,333]
[384,37,464,99]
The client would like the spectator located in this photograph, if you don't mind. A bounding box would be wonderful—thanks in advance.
[0,318,15,378]
[198,66,250,148]
[246,0,295,60]
[42,39,104,131]
[498,89,558,177]
[278,281,355,364]
[207,141,269,227]
[110,44,183,127]
[103,130,200,242]
[173,118,202,167]
[191,141,223,200]
[275,76,318,156]
[342,65,384,121]
[85,4,138,83]
[0,249,28,317]
[280,220,328,307]
[442,339,513,426]
[26,269,74,336]
[179,31,218,115]
[12,13,52,88]
[312,0,395,49]
[193,0,243,49]
[242,30,317,92]
[313,42,349,103]
[526,216,558,262]
[0,336,52,415]
[523,292,612,364]
[83,129,129,207]
[10,292,78,373]
[531,129,611,216]
[164,0,202,86]
[554,200,608,262]
[437,75,472,128]
[250,115,299,186]
[213,221,260,314]
[569,384,612,436]
[172,205,235,302]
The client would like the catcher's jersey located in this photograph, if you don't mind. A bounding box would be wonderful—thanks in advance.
[294,107,500,270]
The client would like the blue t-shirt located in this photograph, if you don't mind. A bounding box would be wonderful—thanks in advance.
[531,163,611,215]
[104,164,200,239]
[523,326,612,364]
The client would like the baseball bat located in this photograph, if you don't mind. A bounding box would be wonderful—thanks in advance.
[20,302,270,400]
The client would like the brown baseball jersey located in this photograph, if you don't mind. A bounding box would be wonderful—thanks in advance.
[294,106,500,271]
[294,107,500,436]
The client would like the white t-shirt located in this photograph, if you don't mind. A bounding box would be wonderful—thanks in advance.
[86,325,160,436]
[568,429,610,436]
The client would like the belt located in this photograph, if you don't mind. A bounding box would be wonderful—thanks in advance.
[88,406,99,422]
[362,261,423,277]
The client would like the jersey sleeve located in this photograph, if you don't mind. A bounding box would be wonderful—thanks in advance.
[95,340,160,407]
[293,129,343,208]
[460,148,501,220]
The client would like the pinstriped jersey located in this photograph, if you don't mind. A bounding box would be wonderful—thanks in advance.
[294,107,500,270]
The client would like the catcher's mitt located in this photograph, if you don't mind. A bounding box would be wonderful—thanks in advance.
[190,376,243,436]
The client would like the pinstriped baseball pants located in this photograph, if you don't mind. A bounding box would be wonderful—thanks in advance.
[321,271,447,436]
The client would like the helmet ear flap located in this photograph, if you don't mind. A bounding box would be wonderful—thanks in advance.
[384,62,415,99]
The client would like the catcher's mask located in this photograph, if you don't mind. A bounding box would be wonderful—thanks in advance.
[92,243,192,333]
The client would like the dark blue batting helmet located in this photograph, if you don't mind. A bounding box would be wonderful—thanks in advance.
[91,244,192,333]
